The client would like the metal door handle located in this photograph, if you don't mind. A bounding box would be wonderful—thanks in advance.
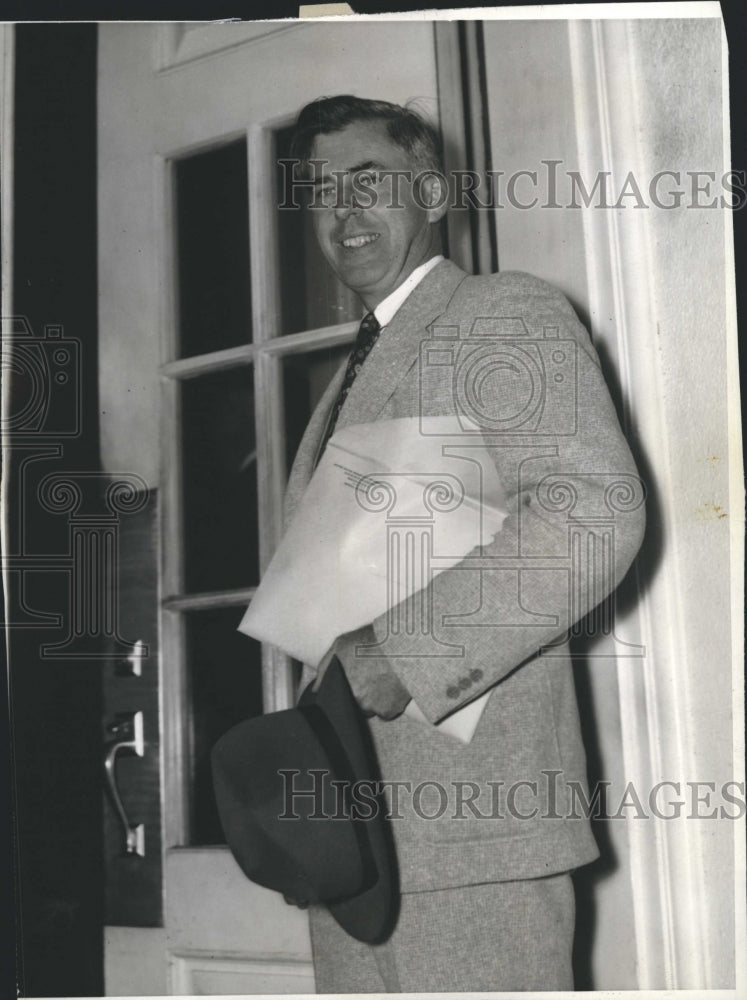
[104,710,145,857]
[114,639,147,677]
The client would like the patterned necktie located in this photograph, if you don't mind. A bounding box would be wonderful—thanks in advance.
[317,311,381,460]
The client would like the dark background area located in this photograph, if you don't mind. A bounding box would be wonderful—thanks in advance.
[4,22,101,998]
[1,4,745,998]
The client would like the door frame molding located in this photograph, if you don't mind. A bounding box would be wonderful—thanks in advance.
[168,950,315,995]
[567,17,729,989]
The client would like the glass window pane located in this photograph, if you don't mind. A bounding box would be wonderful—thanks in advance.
[175,140,251,358]
[181,367,259,592]
[283,344,350,473]
[275,125,360,335]
[186,607,262,845]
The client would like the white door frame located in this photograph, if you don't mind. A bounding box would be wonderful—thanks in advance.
[568,16,742,990]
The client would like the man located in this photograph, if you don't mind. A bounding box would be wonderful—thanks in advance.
[282,95,645,992]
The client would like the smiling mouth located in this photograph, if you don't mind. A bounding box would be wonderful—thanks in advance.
[339,233,380,249]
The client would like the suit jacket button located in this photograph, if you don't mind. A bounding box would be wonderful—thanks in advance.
[470,669,483,682]
[458,677,471,690]
[446,685,459,699]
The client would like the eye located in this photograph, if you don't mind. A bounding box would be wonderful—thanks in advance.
[356,169,384,187]
[315,183,339,207]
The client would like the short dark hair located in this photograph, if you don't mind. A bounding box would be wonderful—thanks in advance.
[290,94,444,179]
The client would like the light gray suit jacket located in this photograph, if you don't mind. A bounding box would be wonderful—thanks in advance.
[284,260,645,893]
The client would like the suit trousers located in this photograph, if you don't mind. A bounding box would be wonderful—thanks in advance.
[309,873,575,993]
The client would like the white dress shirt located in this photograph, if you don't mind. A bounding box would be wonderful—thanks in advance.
[373,254,444,329]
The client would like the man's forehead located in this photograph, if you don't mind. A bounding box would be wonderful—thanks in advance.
[310,119,409,169]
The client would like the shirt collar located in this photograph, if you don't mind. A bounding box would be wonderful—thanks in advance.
[372,255,444,329]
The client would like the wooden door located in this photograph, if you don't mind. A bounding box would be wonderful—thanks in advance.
[97,20,439,995]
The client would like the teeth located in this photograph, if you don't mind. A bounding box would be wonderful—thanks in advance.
[341,234,379,248]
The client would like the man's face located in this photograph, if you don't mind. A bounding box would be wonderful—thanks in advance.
[308,119,444,310]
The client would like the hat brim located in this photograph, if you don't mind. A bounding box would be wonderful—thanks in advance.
[305,657,398,943]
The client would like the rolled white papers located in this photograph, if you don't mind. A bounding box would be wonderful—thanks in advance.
[239,416,508,741]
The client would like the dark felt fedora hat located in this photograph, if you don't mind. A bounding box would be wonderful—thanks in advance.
[211,656,397,944]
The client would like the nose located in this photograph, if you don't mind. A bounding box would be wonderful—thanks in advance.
[334,175,362,220]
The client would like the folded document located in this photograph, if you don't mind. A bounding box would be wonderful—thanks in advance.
[239,416,508,742]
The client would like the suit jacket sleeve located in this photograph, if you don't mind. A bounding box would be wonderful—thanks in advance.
[334,272,646,724]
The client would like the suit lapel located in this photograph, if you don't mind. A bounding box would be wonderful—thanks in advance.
[335,259,467,431]
[284,259,468,525]
[283,360,346,525]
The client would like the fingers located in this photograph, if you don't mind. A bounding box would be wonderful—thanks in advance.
[283,893,309,909]
[376,704,405,721]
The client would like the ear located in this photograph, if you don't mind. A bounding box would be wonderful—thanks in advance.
[418,171,449,223]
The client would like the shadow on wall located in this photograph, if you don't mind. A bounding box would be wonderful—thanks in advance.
[569,335,662,990]
[571,663,610,991]
[593,335,664,614]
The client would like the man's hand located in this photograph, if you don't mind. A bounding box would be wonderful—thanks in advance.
[283,893,309,909]
[344,656,411,719]
[321,630,411,719]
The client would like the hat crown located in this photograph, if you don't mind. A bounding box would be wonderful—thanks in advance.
[211,658,397,942]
